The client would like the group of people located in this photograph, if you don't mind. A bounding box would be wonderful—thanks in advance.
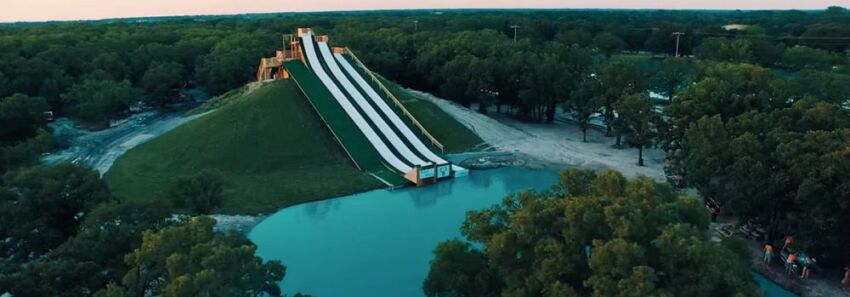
[762,235,816,280]
[763,235,850,291]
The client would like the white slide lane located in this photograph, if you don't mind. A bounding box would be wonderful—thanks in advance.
[317,41,431,167]
[299,31,412,173]
[334,53,449,165]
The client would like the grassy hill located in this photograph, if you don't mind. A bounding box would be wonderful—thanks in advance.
[105,80,383,214]
[106,77,484,214]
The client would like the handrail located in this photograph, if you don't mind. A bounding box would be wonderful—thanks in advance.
[345,47,445,153]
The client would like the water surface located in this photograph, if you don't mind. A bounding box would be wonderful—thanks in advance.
[249,167,798,297]
[250,167,556,297]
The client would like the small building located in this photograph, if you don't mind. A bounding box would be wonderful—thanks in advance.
[722,24,751,31]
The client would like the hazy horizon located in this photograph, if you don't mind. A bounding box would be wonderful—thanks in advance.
[2,0,847,23]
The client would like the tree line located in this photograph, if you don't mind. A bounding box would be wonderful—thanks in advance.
[0,162,301,297]
[425,169,761,297]
[1,7,850,296]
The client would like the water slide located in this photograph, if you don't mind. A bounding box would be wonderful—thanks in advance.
[315,41,432,168]
[333,54,447,165]
[333,53,467,175]
[299,31,413,174]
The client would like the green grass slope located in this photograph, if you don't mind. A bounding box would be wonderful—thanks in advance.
[377,76,485,153]
[104,80,383,214]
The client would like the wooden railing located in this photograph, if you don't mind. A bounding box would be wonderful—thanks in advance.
[345,47,445,153]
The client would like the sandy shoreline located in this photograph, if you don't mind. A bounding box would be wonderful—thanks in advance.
[408,89,666,180]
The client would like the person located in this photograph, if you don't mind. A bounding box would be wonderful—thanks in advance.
[783,235,794,251]
[763,244,774,266]
[800,255,814,279]
[842,267,850,291]
[785,253,797,276]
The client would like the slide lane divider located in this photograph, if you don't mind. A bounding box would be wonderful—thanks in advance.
[335,53,450,167]
[299,32,413,174]
[345,48,445,153]
[312,41,414,170]
[317,41,431,168]
[333,54,434,165]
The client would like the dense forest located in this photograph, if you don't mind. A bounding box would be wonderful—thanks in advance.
[425,169,762,297]
[1,7,850,296]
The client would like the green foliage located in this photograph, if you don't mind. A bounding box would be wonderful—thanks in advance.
[650,57,694,101]
[423,240,500,297]
[97,217,285,297]
[0,258,103,297]
[792,70,850,104]
[565,74,601,142]
[169,169,225,214]
[616,94,660,165]
[62,79,139,127]
[591,32,627,58]
[56,201,171,281]
[665,60,850,264]
[783,45,844,71]
[0,201,171,297]
[86,52,131,81]
[424,169,759,297]
[598,61,646,138]
[141,61,186,106]
[693,38,755,64]
[0,163,111,259]
[555,167,597,196]
[0,129,53,173]
[0,93,49,145]
[0,71,10,98]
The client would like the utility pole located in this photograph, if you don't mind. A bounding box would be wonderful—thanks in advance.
[510,25,520,42]
[672,32,684,57]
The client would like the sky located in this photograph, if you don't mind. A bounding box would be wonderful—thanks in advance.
[2,0,847,22]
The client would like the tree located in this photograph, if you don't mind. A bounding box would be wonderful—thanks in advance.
[0,93,49,145]
[555,29,592,47]
[793,71,850,104]
[56,201,171,282]
[423,240,500,297]
[598,61,645,138]
[650,57,693,102]
[141,61,186,106]
[693,38,754,63]
[592,32,627,58]
[663,63,783,147]
[0,163,111,259]
[566,75,601,142]
[0,71,10,98]
[783,45,842,71]
[519,53,563,122]
[616,94,659,166]
[62,79,139,127]
[424,169,760,297]
[170,169,225,215]
[99,217,285,297]
[86,52,131,81]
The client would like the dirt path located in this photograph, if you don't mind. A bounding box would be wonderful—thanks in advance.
[42,110,209,174]
[409,89,666,180]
